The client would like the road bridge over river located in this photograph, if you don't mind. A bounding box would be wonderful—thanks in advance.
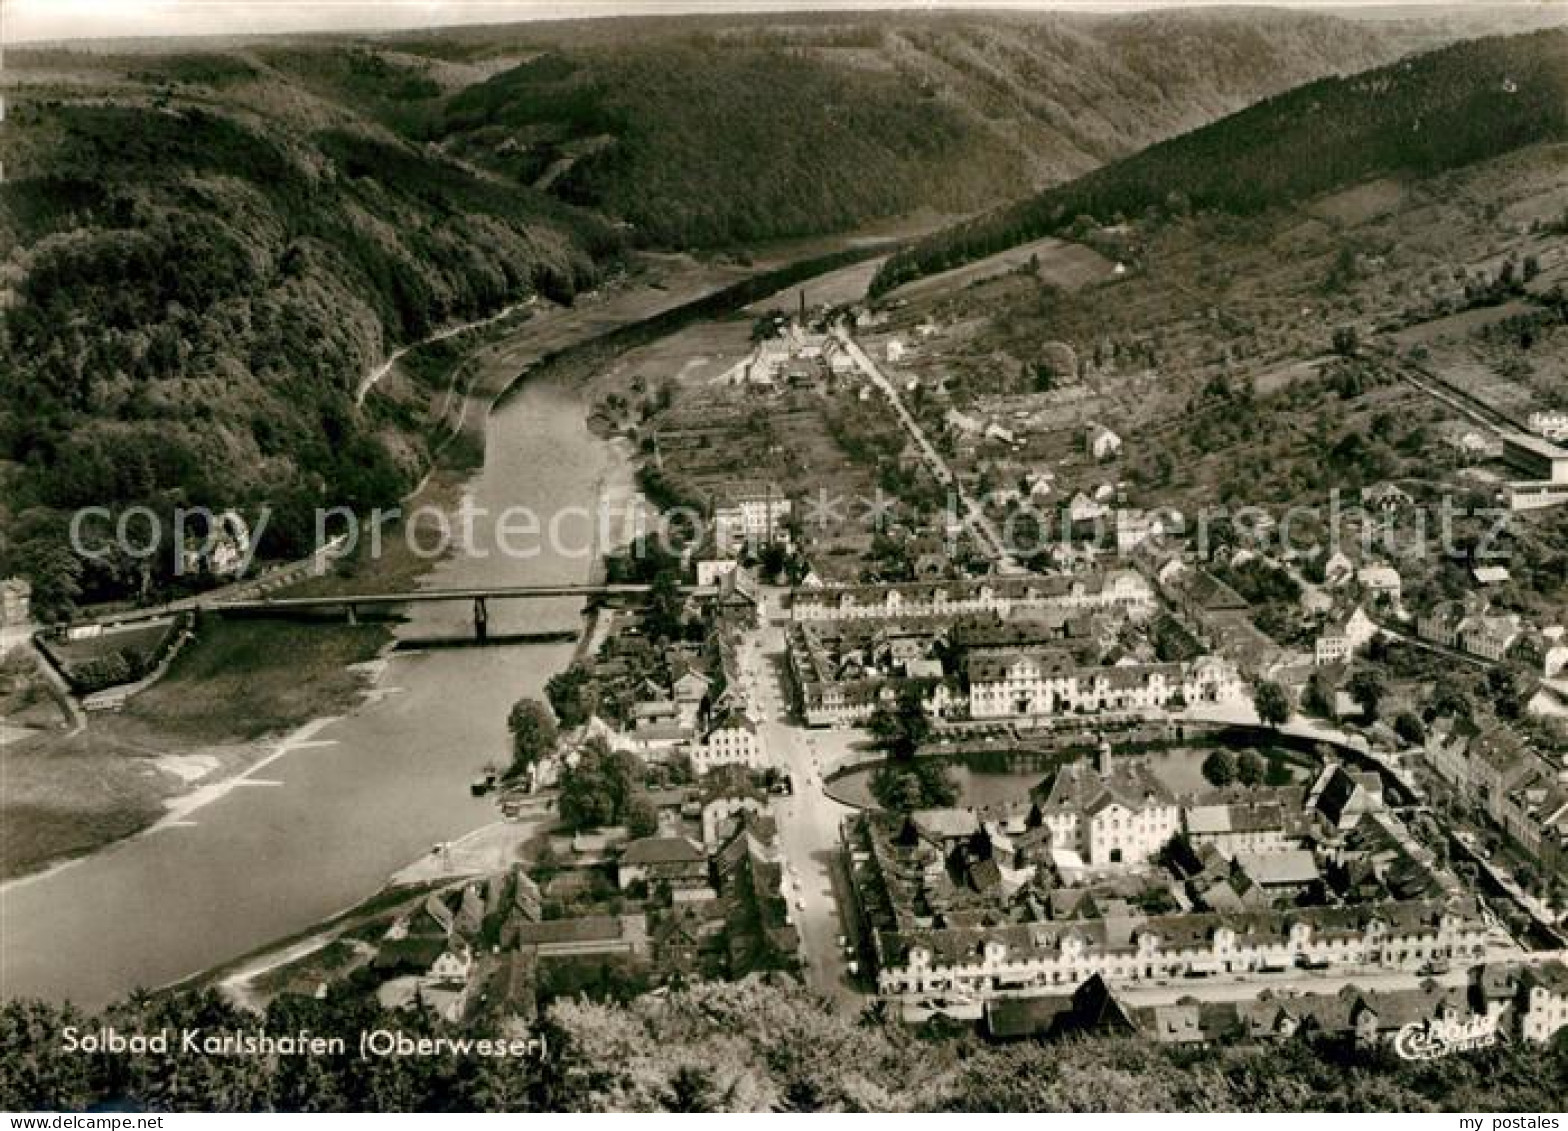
[204,583,712,642]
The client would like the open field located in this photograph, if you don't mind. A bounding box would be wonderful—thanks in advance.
[121,620,388,745]
[883,235,1117,306]
[745,256,887,315]
[1305,177,1409,226]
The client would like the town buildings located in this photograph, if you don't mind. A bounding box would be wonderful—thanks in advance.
[1500,430,1568,484]
[865,888,1487,1005]
[713,481,791,552]
[1416,600,1529,662]
[1422,721,1568,869]
[967,653,1243,720]
[789,572,1156,623]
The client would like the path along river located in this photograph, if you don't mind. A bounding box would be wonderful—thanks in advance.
[0,246,896,1009]
[0,373,611,1009]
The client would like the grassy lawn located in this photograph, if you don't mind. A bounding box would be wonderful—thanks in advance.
[122,619,390,744]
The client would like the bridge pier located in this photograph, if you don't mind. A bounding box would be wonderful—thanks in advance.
[474,596,488,642]
[346,603,358,626]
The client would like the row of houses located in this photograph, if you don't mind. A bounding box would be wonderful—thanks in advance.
[576,585,772,774]
[1423,719,1568,867]
[863,889,1489,1005]
[790,618,1241,724]
[789,571,1157,623]
[785,617,958,727]
[1417,600,1568,677]
[986,962,1568,1049]
[781,611,1097,727]
[966,652,1245,720]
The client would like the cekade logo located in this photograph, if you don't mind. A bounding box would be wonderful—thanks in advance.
[1393,1013,1503,1060]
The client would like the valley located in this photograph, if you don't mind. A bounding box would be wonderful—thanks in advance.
[2,6,1567,1116]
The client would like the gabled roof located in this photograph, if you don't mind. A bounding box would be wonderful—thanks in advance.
[621,835,706,867]
[1235,849,1320,888]
[514,915,628,948]
[705,708,757,737]
[910,808,981,843]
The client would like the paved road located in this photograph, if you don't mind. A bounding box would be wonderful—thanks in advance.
[834,329,1020,571]
[736,604,865,1010]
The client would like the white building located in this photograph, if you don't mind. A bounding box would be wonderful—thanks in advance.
[1462,612,1522,662]
[1086,423,1123,461]
[967,652,1243,720]
[713,482,790,552]
[1527,410,1568,442]
[1035,757,1180,869]
[696,559,740,586]
[1315,607,1378,666]
[1356,565,1402,604]
[693,709,764,773]
[1519,963,1568,1044]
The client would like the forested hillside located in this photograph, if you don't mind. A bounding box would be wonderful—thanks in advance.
[874,28,1568,292]
[431,9,1411,247]
[2,978,1564,1112]
[0,10,1418,615]
[0,51,619,616]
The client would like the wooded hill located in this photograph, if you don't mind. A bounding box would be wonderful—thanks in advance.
[873,28,1568,294]
[429,8,1413,247]
[0,10,1440,613]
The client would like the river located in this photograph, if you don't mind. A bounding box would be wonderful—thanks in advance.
[0,375,612,1010]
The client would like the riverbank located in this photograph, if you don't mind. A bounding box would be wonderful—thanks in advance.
[0,231,940,1009]
[0,621,392,881]
[0,295,547,881]
[0,283,653,884]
